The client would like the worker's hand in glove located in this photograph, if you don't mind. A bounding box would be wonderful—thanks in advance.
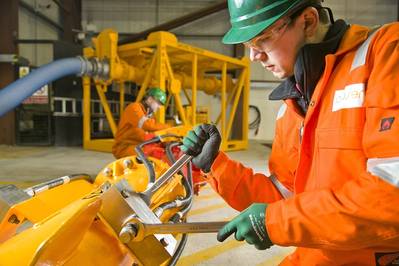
[217,203,273,250]
[180,124,221,173]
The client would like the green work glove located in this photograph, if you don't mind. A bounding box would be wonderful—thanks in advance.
[180,124,221,173]
[217,203,273,250]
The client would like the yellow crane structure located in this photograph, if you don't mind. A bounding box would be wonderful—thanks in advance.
[82,29,250,153]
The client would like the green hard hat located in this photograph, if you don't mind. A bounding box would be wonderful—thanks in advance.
[223,0,307,44]
[146,87,166,105]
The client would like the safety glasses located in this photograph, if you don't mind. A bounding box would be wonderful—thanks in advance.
[244,18,291,52]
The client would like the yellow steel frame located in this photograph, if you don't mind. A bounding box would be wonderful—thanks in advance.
[83,30,250,152]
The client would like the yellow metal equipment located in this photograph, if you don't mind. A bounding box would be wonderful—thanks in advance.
[82,29,250,152]
[0,135,197,265]
[0,30,251,265]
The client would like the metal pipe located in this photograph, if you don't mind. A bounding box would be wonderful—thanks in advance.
[169,200,193,223]
[171,161,194,220]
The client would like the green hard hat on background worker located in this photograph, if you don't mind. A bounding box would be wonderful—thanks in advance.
[223,0,309,44]
[146,87,166,105]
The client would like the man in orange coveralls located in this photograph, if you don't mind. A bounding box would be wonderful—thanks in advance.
[112,87,170,159]
[181,0,399,265]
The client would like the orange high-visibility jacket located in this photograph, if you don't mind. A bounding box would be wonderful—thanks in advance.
[208,23,399,265]
[112,102,169,159]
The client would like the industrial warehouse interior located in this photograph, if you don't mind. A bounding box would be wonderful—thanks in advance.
[0,0,398,265]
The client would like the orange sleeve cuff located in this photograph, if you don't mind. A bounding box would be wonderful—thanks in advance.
[265,200,288,246]
[210,151,228,175]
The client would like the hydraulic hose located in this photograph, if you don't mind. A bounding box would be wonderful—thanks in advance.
[134,136,161,184]
[169,161,194,220]
[0,57,109,117]
[168,233,188,266]
[249,105,261,136]
[153,142,194,218]
[135,134,183,184]
[24,174,93,197]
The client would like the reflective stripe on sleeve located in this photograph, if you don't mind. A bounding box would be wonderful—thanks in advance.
[276,103,287,120]
[367,157,399,188]
[350,26,380,71]
[269,174,293,199]
[138,116,149,129]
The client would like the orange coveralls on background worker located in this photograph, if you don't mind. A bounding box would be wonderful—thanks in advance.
[112,87,169,159]
[181,0,399,265]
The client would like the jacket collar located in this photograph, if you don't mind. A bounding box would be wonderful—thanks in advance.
[269,19,352,102]
[140,100,154,116]
[334,24,370,56]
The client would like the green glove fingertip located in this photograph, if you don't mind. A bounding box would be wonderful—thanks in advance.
[179,145,188,153]
[187,130,199,142]
[182,137,195,149]
[194,124,203,135]
[255,243,269,250]
[217,223,235,242]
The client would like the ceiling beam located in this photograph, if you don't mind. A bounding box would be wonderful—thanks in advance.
[52,0,70,14]
[118,1,227,45]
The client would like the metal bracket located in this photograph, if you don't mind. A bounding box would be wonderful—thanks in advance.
[0,185,30,221]
[0,54,18,64]
[100,180,177,262]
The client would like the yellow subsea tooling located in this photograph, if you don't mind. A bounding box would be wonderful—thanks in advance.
[0,154,188,265]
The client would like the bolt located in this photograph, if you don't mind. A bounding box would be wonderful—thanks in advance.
[121,190,130,198]
[101,182,111,191]
[123,159,133,169]
[159,237,169,247]
[119,224,138,243]
[8,214,20,224]
[103,167,112,177]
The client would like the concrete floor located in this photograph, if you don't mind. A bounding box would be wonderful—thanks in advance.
[0,140,294,265]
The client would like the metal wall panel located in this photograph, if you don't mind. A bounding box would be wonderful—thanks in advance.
[18,1,60,66]
[325,0,397,25]
[22,0,61,23]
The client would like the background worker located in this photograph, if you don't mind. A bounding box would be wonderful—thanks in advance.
[181,0,399,265]
[112,87,170,159]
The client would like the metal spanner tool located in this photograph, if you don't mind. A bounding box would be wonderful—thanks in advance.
[119,220,228,242]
